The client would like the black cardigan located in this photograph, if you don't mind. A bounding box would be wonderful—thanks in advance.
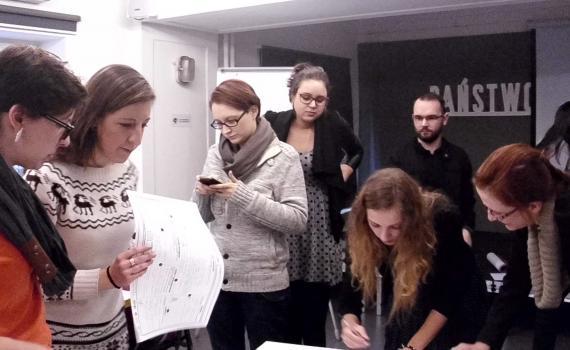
[264,109,363,241]
[388,138,476,229]
[477,189,570,350]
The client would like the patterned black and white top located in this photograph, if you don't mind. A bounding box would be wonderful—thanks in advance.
[25,160,138,350]
[287,151,343,286]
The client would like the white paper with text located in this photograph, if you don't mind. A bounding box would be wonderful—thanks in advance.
[127,191,223,342]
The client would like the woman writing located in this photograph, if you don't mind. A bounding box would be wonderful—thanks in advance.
[454,143,570,350]
[265,63,363,346]
[340,168,485,350]
[26,65,156,349]
[194,79,307,350]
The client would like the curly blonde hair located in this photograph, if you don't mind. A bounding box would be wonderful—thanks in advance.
[347,168,437,320]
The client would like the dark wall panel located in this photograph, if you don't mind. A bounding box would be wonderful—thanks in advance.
[358,31,535,234]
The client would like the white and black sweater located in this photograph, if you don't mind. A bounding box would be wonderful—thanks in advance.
[25,160,138,348]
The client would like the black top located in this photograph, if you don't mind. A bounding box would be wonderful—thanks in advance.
[339,201,486,350]
[388,138,476,229]
[477,189,570,350]
[265,109,363,242]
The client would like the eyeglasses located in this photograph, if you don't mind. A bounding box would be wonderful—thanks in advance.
[42,114,74,139]
[298,93,329,106]
[412,114,444,123]
[486,206,518,221]
[210,110,248,130]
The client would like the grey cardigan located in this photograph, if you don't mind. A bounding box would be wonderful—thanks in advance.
[194,138,308,292]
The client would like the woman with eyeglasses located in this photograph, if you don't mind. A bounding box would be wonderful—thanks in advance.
[24,65,156,349]
[0,45,85,347]
[340,168,485,350]
[193,79,307,350]
[264,62,363,346]
[453,143,570,350]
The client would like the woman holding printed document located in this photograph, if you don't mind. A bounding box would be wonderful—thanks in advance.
[454,143,570,350]
[194,79,307,350]
[26,65,156,349]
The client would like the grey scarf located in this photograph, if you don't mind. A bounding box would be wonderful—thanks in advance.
[528,199,569,308]
[219,117,276,179]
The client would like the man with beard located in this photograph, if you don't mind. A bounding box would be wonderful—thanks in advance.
[388,92,475,244]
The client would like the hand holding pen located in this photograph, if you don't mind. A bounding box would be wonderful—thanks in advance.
[341,314,370,349]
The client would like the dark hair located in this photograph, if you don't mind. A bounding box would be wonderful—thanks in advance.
[210,79,261,118]
[59,64,155,165]
[287,63,331,102]
[474,143,570,209]
[536,101,570,161]
[0,44,85,117]
[416,92,447,114]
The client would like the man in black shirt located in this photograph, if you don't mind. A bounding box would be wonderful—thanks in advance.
[388,92,476,244]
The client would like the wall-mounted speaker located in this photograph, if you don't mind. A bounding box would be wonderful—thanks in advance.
[177,56,195,84]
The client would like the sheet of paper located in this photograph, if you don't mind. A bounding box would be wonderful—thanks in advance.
[127,191,223,342]
[257,341,341,350]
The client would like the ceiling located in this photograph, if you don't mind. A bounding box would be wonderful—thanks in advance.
[149,0,569,34]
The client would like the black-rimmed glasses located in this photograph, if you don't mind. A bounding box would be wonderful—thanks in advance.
[486,206,518,221]
[298,93,329,106]
[210,110,247,129]
[412,114,444,123]
[42,114,74,140]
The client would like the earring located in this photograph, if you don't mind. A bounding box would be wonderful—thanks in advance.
[14,128,23,143]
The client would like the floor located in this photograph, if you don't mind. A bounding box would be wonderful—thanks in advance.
[186,304,570,349]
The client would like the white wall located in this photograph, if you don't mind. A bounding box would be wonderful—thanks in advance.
[232,21,355,66]
[0,1,218,197]
[0,0,142,76]
[232,4,570,147]
[0,0,79,13]
[0,0,147,184]
[230,5,545,134]
[141,23,218,198]
[535,23,570,143]
[232,21,359,128]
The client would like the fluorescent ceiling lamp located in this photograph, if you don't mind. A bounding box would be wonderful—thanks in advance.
[159,0,293,18]
[7,0,50,3]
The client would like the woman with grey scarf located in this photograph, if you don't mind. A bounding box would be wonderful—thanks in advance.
[193,79,308,350]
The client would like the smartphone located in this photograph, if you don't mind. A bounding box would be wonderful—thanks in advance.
[198,176,222,186]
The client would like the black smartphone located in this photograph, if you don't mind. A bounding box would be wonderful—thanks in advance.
[198,176,222,186]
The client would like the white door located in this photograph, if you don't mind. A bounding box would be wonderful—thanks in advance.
[145,40,212,200]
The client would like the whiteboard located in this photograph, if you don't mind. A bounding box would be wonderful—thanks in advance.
[217,67,293,115]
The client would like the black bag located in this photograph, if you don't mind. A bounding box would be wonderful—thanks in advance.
[124,302,193,349]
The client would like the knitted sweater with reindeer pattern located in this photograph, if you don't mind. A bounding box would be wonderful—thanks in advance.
[24,160,137,344]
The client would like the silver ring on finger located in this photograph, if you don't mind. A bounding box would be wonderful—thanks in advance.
[129,257,136,267]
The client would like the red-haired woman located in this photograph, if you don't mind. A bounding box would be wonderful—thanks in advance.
[340,168,485,350]
[454,143,570,350]
[194,79,307,350]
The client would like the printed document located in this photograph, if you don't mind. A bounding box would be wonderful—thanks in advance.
[127,191,223,342]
